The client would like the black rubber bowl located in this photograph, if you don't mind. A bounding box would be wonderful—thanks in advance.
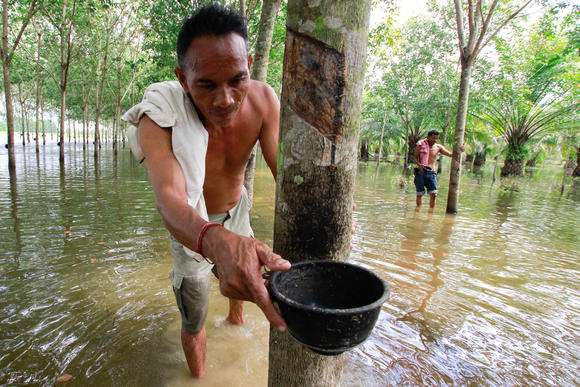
[268,260,389,355]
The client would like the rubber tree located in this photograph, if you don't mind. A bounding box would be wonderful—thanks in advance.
[245,0,283,209]
[43,0,78,164]
[1,0,41,171]
[574,146,580,178]
[446,0,532,214]
[268,1,371,386]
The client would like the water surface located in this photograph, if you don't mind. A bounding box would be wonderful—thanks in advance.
[1,143,578,386]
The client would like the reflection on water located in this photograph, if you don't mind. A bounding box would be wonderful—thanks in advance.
[1,144,579,386]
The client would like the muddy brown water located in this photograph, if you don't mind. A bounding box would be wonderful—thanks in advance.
[1,143,578,386]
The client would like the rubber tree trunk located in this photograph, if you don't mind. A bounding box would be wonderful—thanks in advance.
[376,110,386,168]
[572,146,580,177]
[1,0,16,171]
[268,1,371,386]
[445,62,472,214]
[245,0,283,209]
[35,32,42,154]
[94,26,111,159]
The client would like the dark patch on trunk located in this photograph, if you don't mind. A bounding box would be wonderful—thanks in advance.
[282,27,345,143]
[275,164,353,262]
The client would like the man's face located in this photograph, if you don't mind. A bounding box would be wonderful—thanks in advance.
[175,33,250,128]
[427,134,440,146]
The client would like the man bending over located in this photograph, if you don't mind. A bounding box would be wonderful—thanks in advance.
[123,3,288,378]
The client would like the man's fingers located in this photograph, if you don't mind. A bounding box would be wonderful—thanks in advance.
[259,246,290,271]
[251,283,287,331]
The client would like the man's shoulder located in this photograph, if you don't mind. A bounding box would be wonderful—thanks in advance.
[142,81,189,114]
[246,80,279,111]
[248,80,276,99]
[145,80,184,96]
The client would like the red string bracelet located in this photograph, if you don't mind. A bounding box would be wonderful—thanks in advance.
[195,222,223,258]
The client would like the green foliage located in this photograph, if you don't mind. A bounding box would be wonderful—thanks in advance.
[363,15,458,157]
[470,1,579,164]
[2,0,577,161]
[139,0,265,86]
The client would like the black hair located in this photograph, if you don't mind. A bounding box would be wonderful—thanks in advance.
[427,130,440,137]
[176,3,248,69]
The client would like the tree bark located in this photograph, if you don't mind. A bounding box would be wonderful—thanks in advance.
[17,82,26,147]
[52,0,77,165]
[447,0,531,213]
[59,90,66,162]
[376,110,386,168]
[94,22,112,159]
[573,146,580,177]
[251,0,282,82]
[268,1,371,386]
[2,0,39,170]
[2,0,15,170]
[34,31,42,153]
[446,62,472,214]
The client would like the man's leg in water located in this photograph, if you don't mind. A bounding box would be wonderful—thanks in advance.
[213,186,254,325]
[429,193,437,208]
[169,236,212,378]
[206,195,249,326]
[426,174,438,209]
[181,328,206,378]
[414,173,424,208]
[227,299,245,324]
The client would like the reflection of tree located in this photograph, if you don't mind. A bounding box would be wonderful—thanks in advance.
[397,214,455,346]
[60,164,72,248]
[568,179,580,201]
[9,168,23,257]
[495,185,519,226]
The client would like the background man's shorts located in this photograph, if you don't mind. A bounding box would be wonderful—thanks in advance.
[169,186,254,334]
[414,173,438,196]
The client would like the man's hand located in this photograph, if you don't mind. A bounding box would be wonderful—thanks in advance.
[202,226,290,331]
[452,143,466,162]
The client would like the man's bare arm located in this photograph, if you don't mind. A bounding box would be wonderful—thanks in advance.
[138,114,206,250]
[413,146,424,172]
[439,145,453,158]
[439,143,465,161]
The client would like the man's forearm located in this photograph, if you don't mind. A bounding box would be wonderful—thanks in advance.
[155,191,207,252]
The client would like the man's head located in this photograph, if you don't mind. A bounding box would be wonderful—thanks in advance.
[427,130,440,146]
[175,3,251,128]
[176,3,248,69]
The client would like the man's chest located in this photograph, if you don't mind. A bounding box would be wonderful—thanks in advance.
[429,145,441,157]
[206,123,261,170]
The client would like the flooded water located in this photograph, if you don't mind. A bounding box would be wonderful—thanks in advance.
[1,142,579,386]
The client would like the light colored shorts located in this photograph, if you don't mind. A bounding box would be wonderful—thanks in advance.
[170,186,253,334]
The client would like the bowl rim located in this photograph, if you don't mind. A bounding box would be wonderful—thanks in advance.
[268,260,390,315]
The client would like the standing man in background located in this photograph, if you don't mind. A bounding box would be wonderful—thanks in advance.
[413,130,464,210]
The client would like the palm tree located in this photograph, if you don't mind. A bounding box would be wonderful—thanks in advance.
[475,61,578,176]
